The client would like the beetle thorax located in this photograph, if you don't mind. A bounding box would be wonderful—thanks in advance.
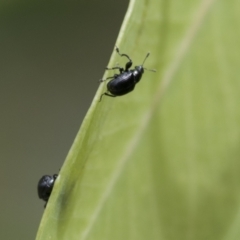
[133,66,144,83]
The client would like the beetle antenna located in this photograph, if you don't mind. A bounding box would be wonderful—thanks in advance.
[141,52,156,72]
[142,52,150,66]
[143,68,156,72]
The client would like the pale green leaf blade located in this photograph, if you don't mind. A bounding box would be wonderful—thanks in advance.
[36,0,240,239]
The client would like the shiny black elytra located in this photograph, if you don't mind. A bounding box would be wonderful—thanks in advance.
[38,174,58,207]
[99,47,155,101]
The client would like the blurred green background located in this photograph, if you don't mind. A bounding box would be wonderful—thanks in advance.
[0,0,128,239]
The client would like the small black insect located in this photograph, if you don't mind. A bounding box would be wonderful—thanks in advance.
[38,174,58,207]
[99,47,155,101]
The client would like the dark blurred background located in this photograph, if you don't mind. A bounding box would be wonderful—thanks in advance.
[0,0,128,239]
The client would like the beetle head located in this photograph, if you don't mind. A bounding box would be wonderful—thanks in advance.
[135,65,144,74]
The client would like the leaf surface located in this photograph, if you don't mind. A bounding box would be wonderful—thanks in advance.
[36,0,240,239]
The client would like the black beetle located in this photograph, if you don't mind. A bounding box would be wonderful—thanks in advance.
[99,47,155,101]
[38,174,58,207]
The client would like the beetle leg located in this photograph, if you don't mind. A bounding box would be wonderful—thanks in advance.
[53,174,58,180]
[104,93,117,98]
[115,47,133,71]
[99,92,116,102]
[106,66,124,73]
[99,73,119,82]
[99,76,115,82]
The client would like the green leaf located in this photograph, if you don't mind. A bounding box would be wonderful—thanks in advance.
[36,0,240,239]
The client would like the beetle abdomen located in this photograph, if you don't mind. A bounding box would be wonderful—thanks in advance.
[107,71,136,96]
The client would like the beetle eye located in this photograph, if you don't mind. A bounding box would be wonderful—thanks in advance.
[135,66,142,72]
